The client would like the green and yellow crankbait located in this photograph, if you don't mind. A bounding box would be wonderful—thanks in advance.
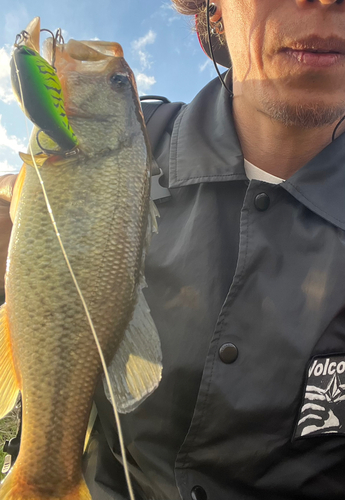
[11,41,78,154]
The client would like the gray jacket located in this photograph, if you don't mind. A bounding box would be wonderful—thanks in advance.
[85,76,345,500]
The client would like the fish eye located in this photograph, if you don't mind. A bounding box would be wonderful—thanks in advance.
[110,74,129,89]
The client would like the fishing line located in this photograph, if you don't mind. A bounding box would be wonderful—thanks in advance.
[12,46,136,500]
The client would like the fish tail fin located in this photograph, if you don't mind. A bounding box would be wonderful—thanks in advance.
[0,469,92,500]
[0,303,20,419]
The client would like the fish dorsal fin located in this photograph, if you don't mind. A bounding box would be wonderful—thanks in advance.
[10,164,26,223]
[0,304,20,419]
[103,290,162,413]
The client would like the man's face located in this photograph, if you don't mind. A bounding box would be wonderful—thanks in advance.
[220,0,345,127]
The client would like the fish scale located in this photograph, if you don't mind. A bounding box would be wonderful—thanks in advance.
[0,17,162,500]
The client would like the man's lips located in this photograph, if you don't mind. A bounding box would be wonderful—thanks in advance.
[278,37,345,68]
[282,49,343,68]
[281,36,345,54]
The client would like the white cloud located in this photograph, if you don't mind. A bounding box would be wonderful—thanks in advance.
[160,2,175,11]
[0,158,20,175]
[152,2,180,25]
[0,114,26,175]
[132,30,157,70]
[0,46,16,104]
[199,59,212,72]
[132,30,157,51]
[0,115,25,152]
[131,30,157,95]
[135,73,156,94]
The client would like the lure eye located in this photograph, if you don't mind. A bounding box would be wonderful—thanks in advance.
[24,48,37,56]
[110,74,129,89]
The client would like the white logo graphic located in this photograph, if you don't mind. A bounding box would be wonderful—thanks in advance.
[308,358,345,378]
[295,355,345,439]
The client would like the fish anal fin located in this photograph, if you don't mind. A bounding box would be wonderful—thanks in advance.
[83,403,97,454]
[103,290,162,414]
[0,304,20,420]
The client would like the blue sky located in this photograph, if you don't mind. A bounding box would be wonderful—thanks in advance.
[0,0,220,175]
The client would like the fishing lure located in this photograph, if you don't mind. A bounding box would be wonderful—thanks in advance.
[10,31,78,154]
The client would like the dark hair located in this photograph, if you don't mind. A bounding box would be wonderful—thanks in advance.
[171,0,224,44]
[171,0,205,16]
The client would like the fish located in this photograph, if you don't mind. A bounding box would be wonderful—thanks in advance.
[0,17,162,500]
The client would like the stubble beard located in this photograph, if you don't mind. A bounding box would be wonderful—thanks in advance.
[260,97,345,129]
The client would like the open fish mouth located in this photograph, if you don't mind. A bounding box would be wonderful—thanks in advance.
[20,17,124,62]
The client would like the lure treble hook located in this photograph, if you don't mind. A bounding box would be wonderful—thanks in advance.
[40,28,58,69]
[14,30,30,48]
[55,28,65,45]
[39,27,64,69]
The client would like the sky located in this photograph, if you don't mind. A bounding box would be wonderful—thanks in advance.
[0,0,221,175]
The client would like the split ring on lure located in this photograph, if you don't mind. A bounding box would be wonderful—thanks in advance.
[10,31,78,155]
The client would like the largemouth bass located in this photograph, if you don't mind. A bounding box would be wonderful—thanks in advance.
[0,17,162,500]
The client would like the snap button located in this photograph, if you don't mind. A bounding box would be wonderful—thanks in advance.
[219,343,238,364]
[191,485,207,500]
[254,193,270,211]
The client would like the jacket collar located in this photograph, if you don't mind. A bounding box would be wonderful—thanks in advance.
[169,74,246,188]
[282,134,345,230]
[169,75,345,230]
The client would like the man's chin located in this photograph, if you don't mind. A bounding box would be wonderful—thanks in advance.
[260,98,345,129]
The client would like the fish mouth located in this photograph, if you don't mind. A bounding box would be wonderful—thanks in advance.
[21,17,124,64]
[279,35,345,55]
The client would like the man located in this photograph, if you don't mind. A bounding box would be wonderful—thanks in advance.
[2,0,345,498]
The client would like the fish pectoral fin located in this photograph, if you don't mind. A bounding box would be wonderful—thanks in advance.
[19,152,50,168]
[0,304,20,419]
[103,290,162,414]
